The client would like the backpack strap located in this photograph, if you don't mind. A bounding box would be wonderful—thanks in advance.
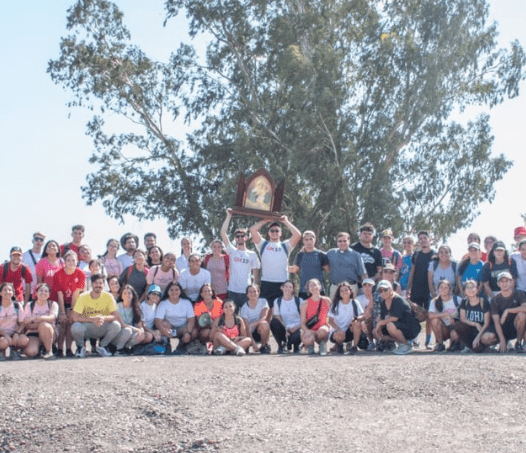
[351,299,359,320]
[2,262,8,281]
[28,251,37,266]
[294,296,301,314]
[276,297,282,311]
[260,240,269,257]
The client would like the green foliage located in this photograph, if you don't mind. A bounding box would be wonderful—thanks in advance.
[49,0,523,245]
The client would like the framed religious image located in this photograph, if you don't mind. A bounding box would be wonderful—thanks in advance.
[231,169,285,219]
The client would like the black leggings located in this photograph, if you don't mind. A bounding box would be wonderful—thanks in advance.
[270,318,301,347]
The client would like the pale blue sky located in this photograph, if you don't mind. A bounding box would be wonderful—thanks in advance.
[1,1,525,259]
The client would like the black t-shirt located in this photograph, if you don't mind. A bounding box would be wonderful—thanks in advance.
[352,242,382,279]
[410,249,436,300]
[490,290,526,317]
[480,260,518,292]
[460,297,489,324]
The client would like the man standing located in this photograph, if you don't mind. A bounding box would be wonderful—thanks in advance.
[71,273,121,358]
[406,230,436,348]
[481,272,526,353]
[289,230,329,300]
[178,254,211,303]
[60,225,85,259]
[0,247,33,302]
[326,232,367,298]
[220,209,260,310]
[352,223,383,281]
[250,215,301,314]
[118,233,139,269]
[22,232,46,294]
[144,233,157,250]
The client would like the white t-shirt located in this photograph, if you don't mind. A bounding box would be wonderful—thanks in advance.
[511,252,526,291]
[118,253,134,270]
[328,299,363,331]
[273,296,302,330]
[258,239,292,283]
[356,294,371,311]
[176,255,189,273]
[428,262,456,292]
[141,301,157,329]
[155,298,194,328]
[240,298,268,331]
[178,268,211,302]
[225,243,260,293]
[428,297,459,326]
[22,250,42,293]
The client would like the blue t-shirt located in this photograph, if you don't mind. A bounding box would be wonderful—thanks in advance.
[399,255,412,290]
[458,260,484,283]
[294,250,329,293]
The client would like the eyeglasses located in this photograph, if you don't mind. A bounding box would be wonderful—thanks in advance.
[378,287,390,293]
[269,229,280,233]
[34,237,45,242]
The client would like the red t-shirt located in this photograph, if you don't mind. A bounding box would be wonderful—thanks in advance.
[52,268,86,307]
[60,243,80,260]
[305,297,330,331]
[0,263,33,301]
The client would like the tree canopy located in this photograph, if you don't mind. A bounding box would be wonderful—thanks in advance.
[48,0,525,246]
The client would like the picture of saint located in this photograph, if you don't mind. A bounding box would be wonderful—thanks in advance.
[245,176,272,211]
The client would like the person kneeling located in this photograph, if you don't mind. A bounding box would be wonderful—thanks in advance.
[374,280,421,355]
[211,299,251,355]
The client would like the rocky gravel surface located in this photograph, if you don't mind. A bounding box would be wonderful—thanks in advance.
[1,349,526,453]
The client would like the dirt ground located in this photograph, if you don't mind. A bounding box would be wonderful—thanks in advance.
[2,331,526,453]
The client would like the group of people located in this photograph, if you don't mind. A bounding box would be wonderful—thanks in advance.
[1,216,526,360]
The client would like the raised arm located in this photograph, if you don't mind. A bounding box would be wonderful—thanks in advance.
[280,215,301,248]
[249,219,267,246]
[220,208,233,247]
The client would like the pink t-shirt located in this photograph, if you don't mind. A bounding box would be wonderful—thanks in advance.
[380,249,403,271]
[35,258,65,300]
[146,266,179,292]
[0,302,25,336]
[23,301,59,333]
[101,257,123,278]
[205,257,228,295]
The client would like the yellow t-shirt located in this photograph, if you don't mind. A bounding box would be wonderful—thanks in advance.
[73,291,117,318]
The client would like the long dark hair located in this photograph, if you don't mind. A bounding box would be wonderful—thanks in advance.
[162,281,190,302]
[433,280,452,313]
[487,241,509,268]
[30,283,51,313]
[121,284,143,325]
[0,282,17,303]
[42,240,61,259]
[147,246,164,267]
[331,281,354,315]
[102,238,119,257]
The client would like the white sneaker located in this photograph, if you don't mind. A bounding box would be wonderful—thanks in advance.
[214,345,226,355]
[96,346,112,357]
[234,346,246,356]
[319,340,327,356]
[394,344,413,355]
[75,346,86,358]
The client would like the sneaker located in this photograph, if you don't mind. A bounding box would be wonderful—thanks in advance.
[172,344,187,355]
[515,342,525,353]
[460,346,471,354]
[0,352,6,362]
[348,346,358,354]
[9,350,20,361]
[42,351,56,360]
[234,346,246,356]
[394,343,413,355]
[434,343,446,353]
[75,346,86,358]
[293,344,300,354]
[260,344,271,354]
[96,346,112,357]
[113,349,127,356]
[367,342,376,352]
[307,345,315,355]
[412,340,420,349]
[55,348,64,359]
[384,341,396,351]
[277,344,285,354]
[447,342,461,352]
[336,344,344,354]
[66,349,75,358]
[214,345,226,355]
[319,340,327,356]
[286,339,292,351]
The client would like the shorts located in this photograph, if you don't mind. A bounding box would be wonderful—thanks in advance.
[486,314,518,341]
[330,327,354,344]
[381,319,421,341]
[27,332,39,338]
[260,281,283,309]
[252,330,261,343]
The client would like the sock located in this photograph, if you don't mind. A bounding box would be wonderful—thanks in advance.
[426,334,431,345]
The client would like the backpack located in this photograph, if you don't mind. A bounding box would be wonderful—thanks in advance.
[153,266,177,281]
[2,262,28,281]
[260,240,288,257]
[276,296,301,314]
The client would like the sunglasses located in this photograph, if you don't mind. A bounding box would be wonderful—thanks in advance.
[34,237,45,242]
[378,287,390,293]
[269,229,280,233]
